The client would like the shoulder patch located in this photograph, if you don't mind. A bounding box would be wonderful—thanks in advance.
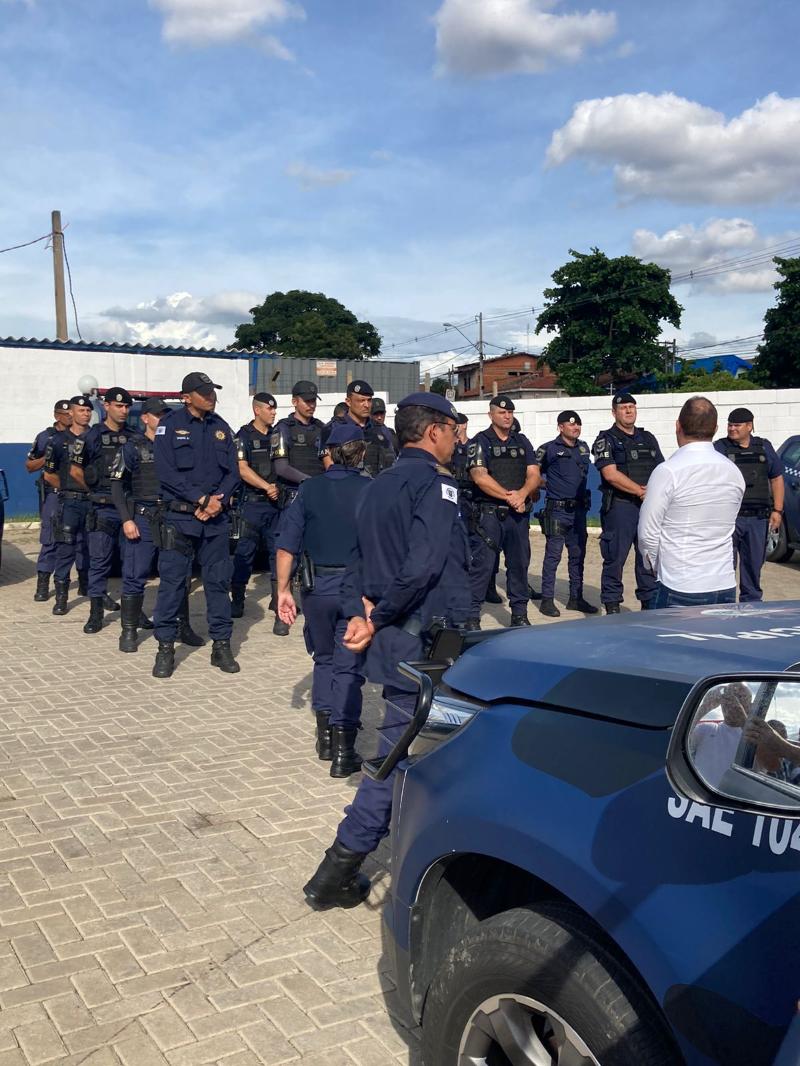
[592,438,608,458]
[441,484,458,504]
[155,425,166,436]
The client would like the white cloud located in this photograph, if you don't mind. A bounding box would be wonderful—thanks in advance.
[632,218,795,292]
[546,92,800,203]
[150,0,304,57]
[99,317,224,349]
[434,0,616,76]
[285,161,355,188]
[101,290,260,328]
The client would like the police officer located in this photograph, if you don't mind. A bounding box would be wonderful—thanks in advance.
[370,397,398,452]
[466,395,538,629]
[74,387,134,634]
[593,393,664,613]
[303,392,469,910]
[28,400,72,602]
[342,380,396,478]
[44,395,94,615]
[532,411,598,617]
[714,407,784,602]
[111,398,203,653]
[151,371,241,678]
[230,392,281,620]
[275,421,371,776]
[270,380,326,636]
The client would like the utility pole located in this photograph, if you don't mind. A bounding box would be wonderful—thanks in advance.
[477,312,484,397]
[51,210,68,341]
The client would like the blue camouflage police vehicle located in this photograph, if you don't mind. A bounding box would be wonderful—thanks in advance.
[370,604,800,1066]
[767,436,800,564]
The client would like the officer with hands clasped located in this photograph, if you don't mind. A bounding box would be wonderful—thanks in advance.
[110,397,203,654]
[230,392,281,621]
[532,411,598,618]
[714,407,784,602]
[593,393,664,613]
[466,395,538,629]
[275,420,371,777]
[151,372,241,678]
[28,399,72,603]
[44,395,94,615]
[303,392,470,910]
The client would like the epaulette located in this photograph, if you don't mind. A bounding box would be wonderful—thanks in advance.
[435,463,452,477]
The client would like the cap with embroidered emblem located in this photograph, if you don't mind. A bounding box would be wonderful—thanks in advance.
[104,387,133,405]
[612,392,636,407]
[253,392,277,408]
[54,399,71,412]
[557,410,581,425]
[182,371,221,394]
[292,380,319,400]
[346,380,374,396]
[397,391,458,420]
[490,395,515,411]
[371,397,386,414]
[68,395,93,408]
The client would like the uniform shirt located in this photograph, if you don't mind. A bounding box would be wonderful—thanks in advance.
[450,442,471,492]
[275,466,370,564]
[467,427,536,493]
[28,425,60,495]
[270,414,325,483]
[592,425,665,476]
[713,436,783,480]
[44,428,88,487]
[533,437,591,501]
[637,441,745,593]
[110,436,160,521]
[154,405,239,507]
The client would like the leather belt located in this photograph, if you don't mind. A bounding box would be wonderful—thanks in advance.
[548,499,578,512]
[167,500,197,514]
[314,564,346,574]
[59,490,88,499]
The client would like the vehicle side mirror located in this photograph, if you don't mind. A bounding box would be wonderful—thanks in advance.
[667,673,800,817]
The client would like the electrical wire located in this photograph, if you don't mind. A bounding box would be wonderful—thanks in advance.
[0,230,53,254]
[61,232,83,342]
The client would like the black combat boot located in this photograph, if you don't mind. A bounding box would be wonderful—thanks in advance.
[52,579,70,616]
[210,640,240,673]
[83,597,104,634]
[528,584,542,602]
[303,840,370,910]
[152,641,175,678]
[176,590,204,646]
[566,596,598,614]
[510,613,531,627]
[271,580,289,636]
[77,571,89,596]
[463,618,481,632]
[138,611,154,630]
[538,598,560,618]
[33,572,51,602]
[605,602,621,615]
[118,594,141,653]
[230,584,246,619]
[484,579,502,604]
[315,711,333,761]
[330,727,362,778]
[102,593,120,611]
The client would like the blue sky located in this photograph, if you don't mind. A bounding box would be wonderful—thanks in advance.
[1,0,798,375]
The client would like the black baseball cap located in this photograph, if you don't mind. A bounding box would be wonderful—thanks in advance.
[182,371,221,394]
[456,412,469,425]
[104,387,133,405]
[612,392,636,407]
[141,397,170,416]
[490,395,515,411]
[347,380,374,397]
[557,410,581,425]
[253,392,277,408]
[69,395,93,408]
[292,380,319,400]
[54,399,71,412]
[728,407,754,423]
[371,397,386,413]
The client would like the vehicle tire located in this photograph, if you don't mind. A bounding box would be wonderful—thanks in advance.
[766,520,793,564]
[421,902,681,1066]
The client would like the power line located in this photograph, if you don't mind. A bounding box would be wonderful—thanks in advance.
[0,230,53,255]
[61,232,83,342]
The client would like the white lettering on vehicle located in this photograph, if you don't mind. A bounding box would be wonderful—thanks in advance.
[666,797,800,855]
[659,625,800,642]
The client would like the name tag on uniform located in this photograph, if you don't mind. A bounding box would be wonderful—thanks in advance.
[442,484,457,504]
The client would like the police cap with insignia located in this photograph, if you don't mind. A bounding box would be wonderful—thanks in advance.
[104,386,133,405]
[141,397,170,416]
[292,380,318,400]
[456,412,469,425]
[346,380,374,397]
[327,421,365,446]
[728,407,754,424]
[68,395,93,408]
[490,394,515,411]
[182,371,222,395]
[612,392,636,407]
[371,397,386,414]
[557,409,581,425]
[54,399,71,412]
[253,392,277,409]
[397,391,458,420]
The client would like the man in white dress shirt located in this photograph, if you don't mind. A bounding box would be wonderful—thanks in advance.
[638,396,745,609]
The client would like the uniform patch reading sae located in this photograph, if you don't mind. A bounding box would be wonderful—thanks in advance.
[441,484,457,504]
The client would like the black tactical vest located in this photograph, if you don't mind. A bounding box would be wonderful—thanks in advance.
[720,439,772,515]
[615,430,660,485]
[59,434,89,494]
[288,420,324,478]
[450,443,472,496]
[363,425,395,478]
[243,430,274,479]
[483,434,527,491]
[87,430,128,492]
[131,438,161,502]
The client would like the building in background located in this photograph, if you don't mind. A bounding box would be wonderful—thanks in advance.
[254,355,419,402]
[454,352,561,400]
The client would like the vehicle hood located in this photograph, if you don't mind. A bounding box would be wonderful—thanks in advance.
[443,603,800,728]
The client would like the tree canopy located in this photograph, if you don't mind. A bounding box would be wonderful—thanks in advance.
[535,248,683,395]
[751,256,800,388]
[641,364,762,393]
[234,290,381,360]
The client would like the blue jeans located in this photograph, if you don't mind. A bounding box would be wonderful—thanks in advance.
[651,582,736,609]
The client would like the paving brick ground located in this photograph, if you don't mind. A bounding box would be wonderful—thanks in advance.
[2,525,800,1065]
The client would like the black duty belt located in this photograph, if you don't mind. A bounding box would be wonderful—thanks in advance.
[401,617,424,637]
[739,507,771,519]
[548,498,579,512]
[59,490,88,500]
[89,494,114,505]
[243,490,276,503]
[167,500,197,514]
[134,502,161,515]
[314,564,346,574]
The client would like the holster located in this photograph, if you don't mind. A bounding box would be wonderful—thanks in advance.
[52,499,71,544]
[93,511,118,537]
[299,552,315,593]
[600,487,614,518]
[582,490,591,512]
[84,508,97,534]
[36,477,47,511]
[154,518,194,558]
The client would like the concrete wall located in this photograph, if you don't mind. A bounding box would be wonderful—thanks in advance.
[255,357,419,402]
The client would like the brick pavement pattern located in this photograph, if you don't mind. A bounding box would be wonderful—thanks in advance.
[1,526,799,1065]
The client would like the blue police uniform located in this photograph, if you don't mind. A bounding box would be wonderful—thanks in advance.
[111,435,161,597]
[534,435,591,601]
[29,426,61,577]
[45,428,91,587]
[714,434,783,601]
[593,425,664,608]
[152,405,239,641]
[271,413,326,505]
[357,415,397,478]
[467,426,536,620]
[79,422,131,600]
[231,422,281,595]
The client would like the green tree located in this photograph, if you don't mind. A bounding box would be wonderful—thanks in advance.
[429,376,449,395]
[234,290,381,360]
[535,248,683,395]
[640,362,762,394]
[752,256,800,387]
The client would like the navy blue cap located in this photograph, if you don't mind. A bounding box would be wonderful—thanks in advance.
[69,395,93,408]
[141,397,169,416]
[327,421,365,446]
[397,391,458,420]
[182,371,221,394]
[558,410,581,425]
[728,407,754,423]
[456,412,469,425]
[612,392,636,406]
[490,394,515,411]
[104,387,133,405]
[253,392,277,408]
[54,399,71,412]
[347,380,374,397]
[292,380,318,399]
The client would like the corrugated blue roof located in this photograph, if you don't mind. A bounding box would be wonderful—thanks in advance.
[0,337,276,359]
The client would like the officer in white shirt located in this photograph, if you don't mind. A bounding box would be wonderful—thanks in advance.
[638,396,745,609]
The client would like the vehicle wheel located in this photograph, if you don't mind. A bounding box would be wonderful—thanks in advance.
[421,903,680,1066]
[766,520,793,564]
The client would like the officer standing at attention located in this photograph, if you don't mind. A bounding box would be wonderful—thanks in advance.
[593,393,664,613]
[270,380,326,635]
[275,421,371,777]
[151,372,241,678]
[43,396,94,615]
[28,400,72,602]
[73,387,134,634]
[532,411,598,617]
[465,395,538,629]
[342,380,396,477]
[111,398,203,653]
[303,392,469,910]
[714,407,784,601]
[230,392,281,620]
[370,397,398,452]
